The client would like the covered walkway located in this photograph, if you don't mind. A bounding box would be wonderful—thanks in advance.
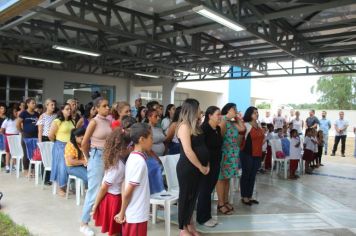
[1,156,356,236]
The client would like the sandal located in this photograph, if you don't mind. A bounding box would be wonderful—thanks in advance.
[241,199,252,206]
[225,202,234,211]
[217,204,232,215]
[249,199,259,204]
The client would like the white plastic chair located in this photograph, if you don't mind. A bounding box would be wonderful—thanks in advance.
[24,138,42,185]
[7,135,24,178]
[270,139,289,179]
[150,154,180,236]
[66,175,85,206]
[37,142,54,190]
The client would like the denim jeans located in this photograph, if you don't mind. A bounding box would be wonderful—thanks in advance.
[66,166,88,187]
[81,148,104,223]
[50,141,68,187]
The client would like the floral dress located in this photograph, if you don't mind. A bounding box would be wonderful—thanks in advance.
[219,116,240,179]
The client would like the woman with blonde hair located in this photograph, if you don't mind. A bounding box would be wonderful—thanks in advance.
[176,98,209,236]
[111,101,131,130]
[37,98,57,142]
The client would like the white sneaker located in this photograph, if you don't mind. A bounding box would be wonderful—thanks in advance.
[80,225,95,236]
[203,218,218,227]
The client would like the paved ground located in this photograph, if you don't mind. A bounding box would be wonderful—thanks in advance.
[0,153,356,236]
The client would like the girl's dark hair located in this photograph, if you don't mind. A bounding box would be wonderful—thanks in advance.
[6,106,17,120]
[203,106,220,124]
[130,123,151,144]
[221,103,236,116]
[70,128,86,158]
[136,106,147,123]
[83,102,94,119]
[172,106,182,123]
[93,97,106,108]
[243,106,258,122]
[146,108,157,120]
[57,103,72,121]
[103,119,136,170]
[25,98,36,110]
[290,129,298,137]
[164,104,175,118]
[146,101,159,110]
[305,127,313,136]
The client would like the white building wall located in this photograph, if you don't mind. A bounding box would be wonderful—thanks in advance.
[0,63,130,104]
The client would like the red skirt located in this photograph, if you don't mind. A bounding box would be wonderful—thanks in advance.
[93,193,122,235]
[123,222,147,236]
[303,149,314,162]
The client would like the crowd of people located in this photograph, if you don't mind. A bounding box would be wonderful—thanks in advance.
[0,95,354,236]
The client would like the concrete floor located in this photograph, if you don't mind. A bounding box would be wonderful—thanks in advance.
[0,155,356,236]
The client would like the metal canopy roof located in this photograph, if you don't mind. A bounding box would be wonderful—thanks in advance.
[0,0,356,82]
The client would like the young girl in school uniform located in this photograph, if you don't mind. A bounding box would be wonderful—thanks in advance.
[91,116,135,236]
[303,128,316,174]
[311,129,318,168]
[289,129,301,179]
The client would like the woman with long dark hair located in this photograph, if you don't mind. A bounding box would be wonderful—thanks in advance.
[76,102,96,129]
[136,106,147,123]
[176,98,209,236]
[196,106,223,227]
[64,128,88,186]
[161,104,176,135]
[240,106,264,205]
[165,106,182,154]
[49,103,75,196]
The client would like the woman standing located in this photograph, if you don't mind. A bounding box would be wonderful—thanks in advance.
[111,101,131,130]
[76,102,96,129]
[216,103,245,214]
[197,106,223,227]
[147,109,166,156]
[136,106,147,123]
[176,98,209,236]
[80,97,111,236]
[37,99,57,142]
[166,106,182,154]
[161,104,175,135]
[240,107,264,205]
[16,98,39,175]
[49,103,74,196]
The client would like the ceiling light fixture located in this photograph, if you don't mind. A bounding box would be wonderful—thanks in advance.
[135,73,160,78]
[52,45,101,57]
[0,0,20,12]
[174,68,196,74]
[19,55,63,64]
[193,5,245,32]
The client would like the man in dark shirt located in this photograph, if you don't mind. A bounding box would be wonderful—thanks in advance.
[306,109,319,129]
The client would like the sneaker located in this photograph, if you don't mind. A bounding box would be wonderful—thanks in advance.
[5,166,10,173]
[203,218,218,227]
[80,225,95,236]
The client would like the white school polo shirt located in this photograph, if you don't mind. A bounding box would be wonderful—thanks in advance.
[125,152,150,223]
[102,160,125,195]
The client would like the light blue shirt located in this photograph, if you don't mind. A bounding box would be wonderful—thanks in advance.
[131,106,138,118]
[319,118,331,135]
[334,119,349,136]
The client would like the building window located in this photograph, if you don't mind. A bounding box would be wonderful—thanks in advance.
[140,90,188,107]
[0,75,43,105]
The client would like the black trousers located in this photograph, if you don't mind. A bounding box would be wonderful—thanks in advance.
[240,151,261,198]
[41,136,51,182]
[332,135,347,154]
[196,161,220,224]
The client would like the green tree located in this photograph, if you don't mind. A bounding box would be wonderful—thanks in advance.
[312,57,356,110]
[256,102,271,109]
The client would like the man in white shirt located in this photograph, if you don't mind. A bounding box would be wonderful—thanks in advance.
[273,109,286,131]
[261,111,273,124]
[331,111,349,157]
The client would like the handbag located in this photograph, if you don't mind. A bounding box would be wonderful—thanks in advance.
[32,148,42,161]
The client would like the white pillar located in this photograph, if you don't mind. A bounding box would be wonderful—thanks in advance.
[161,78,177,107]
